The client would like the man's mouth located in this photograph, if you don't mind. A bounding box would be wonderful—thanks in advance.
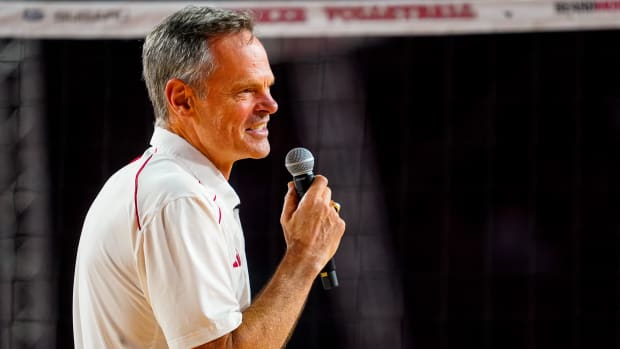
[246,122,269,137]
[247,122,267,131]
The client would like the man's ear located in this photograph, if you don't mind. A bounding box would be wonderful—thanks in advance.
[165,78,196,117]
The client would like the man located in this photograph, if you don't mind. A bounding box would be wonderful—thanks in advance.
[72,6,346,349]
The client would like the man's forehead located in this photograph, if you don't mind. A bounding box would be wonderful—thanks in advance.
[205,31,273,83]
[210,33,268,65]
[208,30,258,51]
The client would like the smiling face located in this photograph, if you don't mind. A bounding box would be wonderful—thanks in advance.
[184,30,278,176]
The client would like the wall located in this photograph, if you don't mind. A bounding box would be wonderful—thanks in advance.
[0,40,56,349]
[5,29,619,348]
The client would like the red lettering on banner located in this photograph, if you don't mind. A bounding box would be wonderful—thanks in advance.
[248,7,306,23]
[324,4,475,21]
[596,1,620,10]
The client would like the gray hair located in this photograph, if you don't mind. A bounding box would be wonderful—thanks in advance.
[142,6,254,127]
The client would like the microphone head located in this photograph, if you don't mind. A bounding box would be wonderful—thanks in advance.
[285,147,314,177]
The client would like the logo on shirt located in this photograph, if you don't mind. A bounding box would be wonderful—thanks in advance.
[232,251,242,268]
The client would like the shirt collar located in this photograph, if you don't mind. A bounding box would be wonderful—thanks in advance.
[149,127,240,211]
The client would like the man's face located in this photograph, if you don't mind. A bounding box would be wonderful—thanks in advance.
[192,30,278,169]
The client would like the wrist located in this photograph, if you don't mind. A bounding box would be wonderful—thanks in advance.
[282,247,323,277]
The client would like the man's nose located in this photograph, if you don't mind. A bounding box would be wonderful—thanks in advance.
[258,92,278,115]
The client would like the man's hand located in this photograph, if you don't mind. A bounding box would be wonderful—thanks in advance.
[196,175,346,349]
[280,175,346,274]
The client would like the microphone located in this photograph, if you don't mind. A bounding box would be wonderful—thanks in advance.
[285,147,339,290]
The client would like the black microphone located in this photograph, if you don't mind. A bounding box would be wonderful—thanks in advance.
[285,147,338,290]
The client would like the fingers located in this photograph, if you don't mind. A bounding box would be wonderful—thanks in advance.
[329,200,341,213]
[282,175,334,224]
[281,181,298,222]
[300,175,331,206]
[280,174,346,269]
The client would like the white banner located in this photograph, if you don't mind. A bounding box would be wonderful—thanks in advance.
[1,1,620,38]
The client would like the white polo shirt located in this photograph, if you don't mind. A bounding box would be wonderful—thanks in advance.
[73,127,251,349]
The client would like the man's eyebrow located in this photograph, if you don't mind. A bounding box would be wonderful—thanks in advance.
[234,77,276,88]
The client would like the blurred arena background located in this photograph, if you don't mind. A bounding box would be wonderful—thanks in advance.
[2,1,620,348]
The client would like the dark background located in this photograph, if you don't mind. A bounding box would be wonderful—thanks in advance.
[33,29,620,348]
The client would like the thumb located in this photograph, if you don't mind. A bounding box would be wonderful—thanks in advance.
[281,181,299,222]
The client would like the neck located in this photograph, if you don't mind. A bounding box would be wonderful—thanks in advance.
[165,123,233,180]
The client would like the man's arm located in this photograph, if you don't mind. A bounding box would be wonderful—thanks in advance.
[196,175,345,349]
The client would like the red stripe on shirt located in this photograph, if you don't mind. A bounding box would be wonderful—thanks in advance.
[213,194,222,224]
[134,149,157,230]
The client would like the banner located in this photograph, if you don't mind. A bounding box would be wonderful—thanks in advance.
[1,1,620,38]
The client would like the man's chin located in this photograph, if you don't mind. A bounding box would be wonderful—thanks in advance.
[252,150,270,159]
[246,144,270,160]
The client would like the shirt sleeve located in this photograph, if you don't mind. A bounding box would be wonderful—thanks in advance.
[138,196,242,349]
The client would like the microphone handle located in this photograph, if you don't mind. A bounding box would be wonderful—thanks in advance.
[293,173,339,290]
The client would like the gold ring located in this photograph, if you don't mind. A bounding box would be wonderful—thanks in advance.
[330,200,341,213]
